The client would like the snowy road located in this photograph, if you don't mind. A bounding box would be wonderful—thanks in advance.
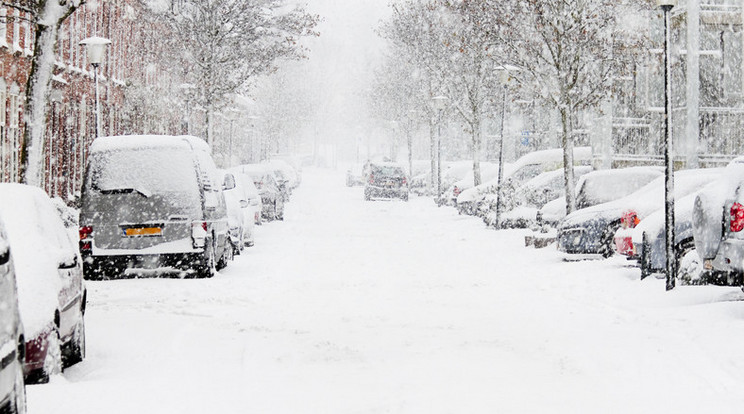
[29,168,744,413]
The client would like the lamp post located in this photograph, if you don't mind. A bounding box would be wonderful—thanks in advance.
[658,0,677,291]
[79,37,111,139]
[431,96,448,203]
[494,67,511,230]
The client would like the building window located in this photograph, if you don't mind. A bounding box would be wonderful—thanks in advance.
[12,8,20,53]
[0,8,8,48]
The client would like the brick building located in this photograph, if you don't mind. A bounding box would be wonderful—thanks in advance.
[0,0,183,203]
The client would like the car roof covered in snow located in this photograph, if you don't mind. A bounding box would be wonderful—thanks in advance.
[90,135,202,153]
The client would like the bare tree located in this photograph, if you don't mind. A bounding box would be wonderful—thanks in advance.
[157,0,319,148]
[492,0,648,213]
[20,0,85,186]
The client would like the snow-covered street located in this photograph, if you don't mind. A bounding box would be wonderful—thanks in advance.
[28,168,744,413]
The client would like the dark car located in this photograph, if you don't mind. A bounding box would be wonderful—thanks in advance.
[364,163,409,201]
[0,184,87,384]
[557,168,718,258]
[79,135,231,280]
[0,218,26,412]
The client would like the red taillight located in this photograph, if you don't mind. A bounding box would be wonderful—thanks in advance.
[369,174,374,184]
[620,211,640,229]
[402,177,407,185]
[453,186,461,197]
[79,226,93,251]
[202,222,208,232]
[79,226,93,240]
[731,202,744,232]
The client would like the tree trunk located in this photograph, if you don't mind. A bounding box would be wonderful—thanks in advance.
[20,23,57,186]
[472,110,482,187]
[560,107,576,214]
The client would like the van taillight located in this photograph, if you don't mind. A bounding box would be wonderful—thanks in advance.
[369,174,374,184]
[403,177,408,186]
[620,211,640,229]
[79,226,93,240]
[730,203,744,232]
[192,222,208,248]
[79,226,93,251]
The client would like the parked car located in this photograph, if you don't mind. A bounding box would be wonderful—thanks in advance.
[691,157,744,285]
[457,147,592,217]
[444,162,498,207]
[231,170,263,227]
[0,217,26,412]
[489,166,593,228]
[221,170,255,253]
[627,177,721,281]
[79,135,231,279]
[538,166,664,228]
[0,184,87,384]
[265,159,300,192]
[364,162,409,201]
[236,164,285,221]
[557,168,719,258]
[346,164,366,187]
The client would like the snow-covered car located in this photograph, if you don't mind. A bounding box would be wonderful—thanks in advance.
[457,147,592,217]
[557,168,720,258]
[264,159,300,191]
[79,135,231,279]
[490,166,592,228]
[446,162,498,208]
[0,218,26,412]
[0,184,87,384]
[236,164,285,221]
[220,170,255,254]
[538,166,664,228]
[231,170,263,227]
[627,176,721,281]
[346,165,366,187]
[691,157,744,285]
[365,162,409,201]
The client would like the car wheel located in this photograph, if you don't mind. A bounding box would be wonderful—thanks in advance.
[10,361,25,414]
[598,227,615,259]
[402,193,409,202]
[196,242,216,278]
[217,239,232,270]
[62,318,85,368]
[32,329,62,384]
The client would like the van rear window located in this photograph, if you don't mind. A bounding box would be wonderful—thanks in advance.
[88,148,199,195]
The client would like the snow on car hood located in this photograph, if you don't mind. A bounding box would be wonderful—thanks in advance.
[561,169,722,230]
[0,184,64,338]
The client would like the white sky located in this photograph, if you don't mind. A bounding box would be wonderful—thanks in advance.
[297,0,392,155]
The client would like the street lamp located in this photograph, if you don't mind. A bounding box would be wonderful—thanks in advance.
[79,37,111,139]
[431,96,448,203]
[658,0,676,290]
[407,109,418,193]
[494,66,512,230]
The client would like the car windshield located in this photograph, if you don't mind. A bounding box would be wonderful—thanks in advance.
[371,165,404,177]
[88,148,199,195]
[576,172,657,209]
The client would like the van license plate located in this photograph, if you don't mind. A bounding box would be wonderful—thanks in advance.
[124,227,162,237]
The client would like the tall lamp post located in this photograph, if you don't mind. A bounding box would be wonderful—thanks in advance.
[431,96,448,203]
[79,37,111,139]
[658,0,677,291]
[494,66,511,230]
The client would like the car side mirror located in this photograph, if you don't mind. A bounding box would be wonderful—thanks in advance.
[223,174,236,191]
[0,245,9,266]
[239,200,249,209]
[59,255,78,270]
